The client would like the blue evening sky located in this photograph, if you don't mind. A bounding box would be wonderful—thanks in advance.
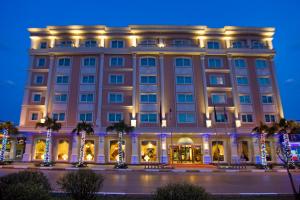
[0,0,299,124]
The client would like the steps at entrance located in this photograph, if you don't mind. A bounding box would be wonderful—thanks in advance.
[172,164,216,169]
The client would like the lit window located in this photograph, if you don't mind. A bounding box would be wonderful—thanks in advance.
[58,58,71,67]
[84,140,95,161]
[210,75,225,85]
[239,95,251,104]
[256,59,268,68]
[52,113,65,121]
[262,95,273,104]
[83,57,96,67]
[140,113,157,123]
[32,93,41,102]
[140,76,156,84]
[177,113,195,123]
[140,57,156,67]
[141,141,157,162]
[241,114,253,123]
[54,93,68,102]
[175,58,192,67]
[80,93,94,103]
[31,113,39,121]
[84,40,97,48]
[176,76,192,84]
[207,41,220,49]
[111,40,124,48]
[37,58,46,67]
[234,59,246,68]
[82,75,95,84]
[208,58,222,68]
[109,75,124,84]
[109,140,125,162]
[176,94,193,103]
[108,113,123,122]
[109,93,123,103]
[236,77,249,85]
[211,94,226,104]
[238,141,249,161]
[110,57,124,67]
[265,114,276,123]
[258,77,271,86]
[56,75,69,84]
[212,141,224,161]
[140,94,157,103]
[79,113,93,122]
[34,139,46,160]
[57,140,69,161]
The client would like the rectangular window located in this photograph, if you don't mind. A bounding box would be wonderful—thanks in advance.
[140,76,157,84]
[34,75,44,84]
[80,93,94,103]
[81,75,95,84]
[79,113,93,122]
[140,113,157,123]
[110,57,124,67]
[59,40,73,48]
[111,40,124,48]
[262,95,273,104]
[52,113,65,121]
[58,58,71,67]
[31,113,39,121]
[208,58,222,68]
[265,114,276,123]
[177,113,195,123]
[252,40,266,49]
[212,141,225,161]
[211,94,226,104]
[139,39,157,47]
[215,113,228,122]
[236,77,249,85]
[84,40,97,48]
[173,39,192,47]
[209,75,225,85]
[140,57,156,67]
[256,59,268,69]
[140,94,157,103]
[54,93,68,103]
[176,76,192,84]
[83,57,96,67]
[176,94,193,103]
[56,75,69,84]
[175,58,192,67]
[40,42,47,49]
[37,58,46,67]
[234,59,246,68]
[109,93,123,103]
[258,77,271,86]
[241,114,253,123]
[32,93,41,102]
[207,41,220,49]
[108,113,123,122]
[232,40,246,49]
[109,75,124,84]
[239,95,251,104]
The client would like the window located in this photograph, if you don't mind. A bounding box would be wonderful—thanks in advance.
[215,113,228,122]
[265,114,276,123]
[140,76,156,84]
[56,75,69,84]
[239,95,251,104]
[241,114,253,123]
[109,75,124,84]
[140,57,156,67]
[258,77,271,86]
[238,141,249,161]
[34,139,45,160]
[40,42,47,49]
[108,113,123,122]
[57,140,69,161]
[177,113,195,123]
[59,40,73,47]
[252,40,266,49]
[83,57,96,67]
[236,77,249,85]
[139,39,157,47]
[32,93,41,102]
[58,58,71,67]
[140,94,157,103]
[109,93,123,103]
[140,113,157,123]
[109,140,125,162]
[79,113,93,122]
[234,59,246,68]
[208,58,222,68]
[54,93,68,102]
[176,94,193,103]
[34,75,44,84]
[176,76,192,84]
[81,75,95,84]
[84,140,95,161]
[80,93,94,103]
[52,113,65,121]
[207,41,220,49]
[255,59,268,69]
[31,113,39,121]
[110,57,124,67]
[212,141,224,161]
[232,40,246,48]
[173,39,192,47]
[175,58,192,67]
[262,95,273,104]
[111,40,124,48]
[209,75,225,85]
[37,58,46,67]
[141,141,157,162]
[84,40,97,48]
[211,94,226,104]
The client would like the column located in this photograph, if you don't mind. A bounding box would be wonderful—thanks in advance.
[44,55,55,116]
[160,134,168,163]
[71,135,79,163]
[96,133,105,163]
[203,134,211,164]
[198,36,205,48]
[22,134,33,162]
[159,54,166,126]
[131,134,139,164]
[252,134,261,164]
[30,36,39,49]
[49,36,56,48]
[96,53,104,127]
[200,54,210,127]
[131,54,137,126]
[9,140,17,160]
[230,133,238,163]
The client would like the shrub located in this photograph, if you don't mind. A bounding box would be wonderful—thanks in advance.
[0,171,51,200]
[154,183,211,200]
[58,169,104,200]
[114,163,128,169]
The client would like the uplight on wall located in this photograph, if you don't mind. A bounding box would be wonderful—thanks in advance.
[235,120,241,128]
[161,119,167,127]
[130,36,137,47]
[30,36,40,49]
[206,119,212,128]
[131,119,137,127]
[98,36,106,47]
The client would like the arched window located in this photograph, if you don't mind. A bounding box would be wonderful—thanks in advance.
[34,139,46,160]
[57,140,69,161]
[140,57,156,67]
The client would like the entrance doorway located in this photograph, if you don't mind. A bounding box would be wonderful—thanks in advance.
[170,145,202,164]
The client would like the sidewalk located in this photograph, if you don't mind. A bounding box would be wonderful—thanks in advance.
[0,162,298,173]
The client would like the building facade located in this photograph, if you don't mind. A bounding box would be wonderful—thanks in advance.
[14,25,284,165]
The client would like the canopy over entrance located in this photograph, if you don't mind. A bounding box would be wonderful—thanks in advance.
[177,137,194,145]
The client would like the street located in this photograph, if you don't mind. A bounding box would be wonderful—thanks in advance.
[0,168,299,194]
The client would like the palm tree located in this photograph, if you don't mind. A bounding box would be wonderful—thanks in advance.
[0,121,18,162]
[252,122,276,169]
[106,120,134,168]
[35,116,61,165]
[72,121,94,167]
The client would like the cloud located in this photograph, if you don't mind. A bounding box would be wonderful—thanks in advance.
[285,78,295,83]
[0,80,16,86]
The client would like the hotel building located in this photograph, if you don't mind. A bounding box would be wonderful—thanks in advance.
[13,25,284,165]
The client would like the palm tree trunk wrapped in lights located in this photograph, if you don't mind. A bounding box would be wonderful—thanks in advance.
[0,129,8,161]
[78,131,86,165]
[0,122,18,163]
[118,131,124,166]
[44,129,52,163]
[260,133,267,167]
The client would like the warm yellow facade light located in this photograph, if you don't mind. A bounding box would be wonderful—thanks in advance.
[48,36,56,48]
[131,119,137,127]
[235,119,241,128]
[30,36,40,49]
[198,36,206,48]
[206,119,212,128]
[98,36,106,47]
[130,36,138,47]
[161,119,167,127]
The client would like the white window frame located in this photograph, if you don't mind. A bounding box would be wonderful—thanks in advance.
[36,57,46,67]
[78,112,93,122]
[29,112,40,121]
[54,93,68,103]
[107,112,123,123]
[57,57,71,67]
[174,57,192,67]
[109,56,124,67]
[82,57,96,67]
[81,74,95,84]
[79,93,94,103]
[176,93,194,103]
[241,114,254,123]
[239,94,252,104]
[140,93,157,104]
[255,59,268,69]
[140,113,158,123]
[211,93,227,104]
[52,112,66,122]
[177,112,195,123]
[140,57,156,67]
[176,75,193,85]
[207,40,220,49]
[109,74,124,84]
[34,74,44,85]
[236,76,249,85]
[264,114,276,123]
[234,58,247,68]
[261,95,274,104]
[140,75,157,84]
[56,75,69,84]
[208,57,223,68]
[110,40,125,48]
[209,75,225,85]
[257,77,271,86]
[32,92,42,103]
[108,92,124,103]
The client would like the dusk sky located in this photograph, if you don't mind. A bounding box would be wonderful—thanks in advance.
[0,0,299,123]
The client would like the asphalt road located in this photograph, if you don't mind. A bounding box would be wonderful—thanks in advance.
[0,168,299,194]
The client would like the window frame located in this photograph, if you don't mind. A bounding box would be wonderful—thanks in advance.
[108,92,124,103]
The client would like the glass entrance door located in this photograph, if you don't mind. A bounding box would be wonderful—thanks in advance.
[170,145,202,164]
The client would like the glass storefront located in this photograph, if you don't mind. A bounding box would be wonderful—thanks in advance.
[170,145,202,163]
[57,140,69,161]
[141,141,157,162]
[238,141,249,161]
[212,141,225,162]
[265,141,272,161]
[34,139,46,160]
[109,140,125,162]
[0,140,11,159]
[291,143,300,161]
[84,140,95,161]
[15,138,25,160]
